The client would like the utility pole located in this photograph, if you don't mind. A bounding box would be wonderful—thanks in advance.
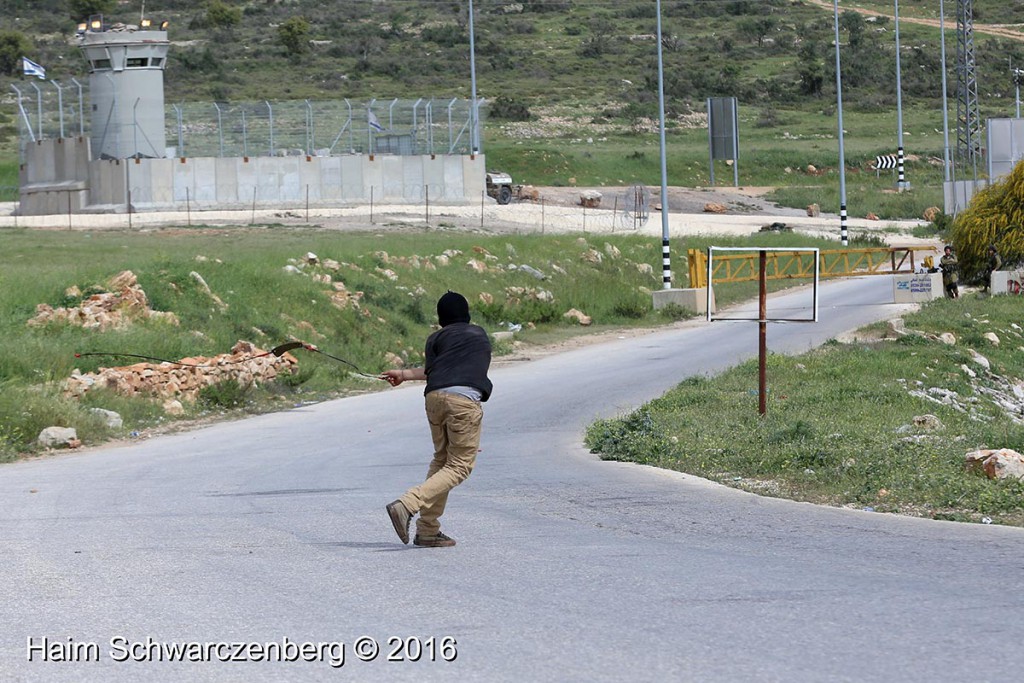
[939,0,951,183]
[656,0,671,288]
[894,0,909,190]
[833,0,849,246]
[1013,66,1023,119]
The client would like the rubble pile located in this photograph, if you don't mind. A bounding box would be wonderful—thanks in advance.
[27,271,179,330]
[64,341,298,401]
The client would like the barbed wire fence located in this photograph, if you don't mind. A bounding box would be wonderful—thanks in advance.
[4,184,653,236]
[12,80,480,157]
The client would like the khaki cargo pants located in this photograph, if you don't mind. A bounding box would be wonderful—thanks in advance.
[399,390,483,537]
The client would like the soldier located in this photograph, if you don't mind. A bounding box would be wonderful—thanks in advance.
[982,246,1002,294]
[940,245,959,299]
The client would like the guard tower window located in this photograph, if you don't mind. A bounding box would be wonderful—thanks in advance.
[126,57,149,68]
[92,58,112,70]
[151,57,163,67]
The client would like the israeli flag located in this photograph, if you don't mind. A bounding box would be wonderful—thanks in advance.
[22,57,46,80]
[368,110,384,133]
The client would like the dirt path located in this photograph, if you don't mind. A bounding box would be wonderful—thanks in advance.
[804,0,1024,43]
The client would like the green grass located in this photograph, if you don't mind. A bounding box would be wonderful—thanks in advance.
[586,294,1024,526]
[0,159,17,202]
[0,226,882,459]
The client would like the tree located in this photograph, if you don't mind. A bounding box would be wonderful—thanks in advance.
[67,0,115,21]
[951,161,1024,281]
[797,41,824,96]
[206,0,242,29]
[737,17,777,48]
[0,30,32,76]
[278,16,310,57]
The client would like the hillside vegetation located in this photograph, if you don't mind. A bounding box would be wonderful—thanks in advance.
[2,0,1022,205]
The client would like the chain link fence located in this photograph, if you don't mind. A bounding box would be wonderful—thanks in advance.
[12,80,481,160]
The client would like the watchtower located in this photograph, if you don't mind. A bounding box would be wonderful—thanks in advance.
[78,17,170,159]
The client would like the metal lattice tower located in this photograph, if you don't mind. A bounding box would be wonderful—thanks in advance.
[955,0,981,179]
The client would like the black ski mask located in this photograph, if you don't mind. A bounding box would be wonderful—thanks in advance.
[437,291,471,327]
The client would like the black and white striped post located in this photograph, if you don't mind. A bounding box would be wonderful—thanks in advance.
[833,0,849,246]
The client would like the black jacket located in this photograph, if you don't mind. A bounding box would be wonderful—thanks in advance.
[424,322,493,401]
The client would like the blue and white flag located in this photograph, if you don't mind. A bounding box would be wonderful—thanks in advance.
[22,57,46,80]
[368,110,384,133]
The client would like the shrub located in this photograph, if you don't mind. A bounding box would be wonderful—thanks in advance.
[488,96,532,122]
[198,379,252,409]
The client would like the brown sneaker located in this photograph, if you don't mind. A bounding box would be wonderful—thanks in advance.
[414,531,457,548]
[386,500,411,544]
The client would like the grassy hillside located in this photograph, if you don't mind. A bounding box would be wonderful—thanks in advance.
[0,226,875,459]
[1,1,1022,214]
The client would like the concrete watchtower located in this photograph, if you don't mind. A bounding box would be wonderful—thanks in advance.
[78,19,170,159]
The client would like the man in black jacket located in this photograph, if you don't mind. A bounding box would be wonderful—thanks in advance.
[381,291,493,548]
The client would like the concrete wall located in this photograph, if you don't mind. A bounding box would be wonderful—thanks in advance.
[17,137,91,215]
[892,273,943,303]
[991,270,1024,296]
[18,149,487,215]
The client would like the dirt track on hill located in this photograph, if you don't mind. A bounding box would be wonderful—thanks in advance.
[803,0,1024,43]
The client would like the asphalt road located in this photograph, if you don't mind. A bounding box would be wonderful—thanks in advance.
[2,276,1022,683]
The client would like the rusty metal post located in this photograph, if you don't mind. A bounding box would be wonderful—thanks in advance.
[759,249,768,416]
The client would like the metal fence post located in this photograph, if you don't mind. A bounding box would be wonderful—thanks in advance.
[174,104,184,156]
[30,82,43,140]
[305,99,313,153]
[52,81,65,139]
[214,102,224,157]
[71,78,85,135]
[266,101,274,156]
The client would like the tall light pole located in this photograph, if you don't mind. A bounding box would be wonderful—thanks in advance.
[656,0,671,289]
[894,0,908,190]
[940,0,952,183]
[833,0,849,246]
[1014,67,1023,118]
[468,0,479,154]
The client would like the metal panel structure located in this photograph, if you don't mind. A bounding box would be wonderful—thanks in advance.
[706,97,739,186]
[987,118,1024,180]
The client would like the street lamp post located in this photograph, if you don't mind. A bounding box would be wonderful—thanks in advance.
[1014,68,1023,119]
[468,0,480,154]
[894,0,909,190]
[656,0,671,289]
[833,0,849,246]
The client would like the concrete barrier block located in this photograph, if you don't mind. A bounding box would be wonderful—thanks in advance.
[893,272,943,302]
[340,156,364,200]
[255,157,281,202]
[358,154,382,197]
[652,288,716,315]
[992,270,1024,296]
[192,157,217,203]
[172,158,194,203]
[299,157,322,202]
[214,158,239,204]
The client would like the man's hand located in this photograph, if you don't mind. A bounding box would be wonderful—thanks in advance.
[381,369,404,386]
